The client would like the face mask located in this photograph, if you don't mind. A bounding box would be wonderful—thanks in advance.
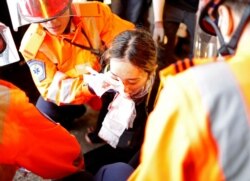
[130,72,155,100]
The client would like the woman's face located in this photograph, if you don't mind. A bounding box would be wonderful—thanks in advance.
[109,58,148,97]
[40,9,70,35]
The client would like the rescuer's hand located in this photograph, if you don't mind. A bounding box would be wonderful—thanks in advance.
[153,21,168,44]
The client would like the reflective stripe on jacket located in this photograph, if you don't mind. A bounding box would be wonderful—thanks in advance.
[0,80,84,180]
[129,55,250,180]
[19,2,134,107]
[153,57,221,105]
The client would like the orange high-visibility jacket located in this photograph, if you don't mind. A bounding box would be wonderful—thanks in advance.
[19,2,134,108]
[0,80,84,180]
[129,49,250,180]
[153,57,224,106]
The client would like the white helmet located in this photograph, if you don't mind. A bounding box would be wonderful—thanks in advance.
[0,23,20,66]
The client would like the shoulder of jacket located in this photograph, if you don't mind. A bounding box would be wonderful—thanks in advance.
[72,1,111,17]
[19,24,46,60]
[160,57,217,78]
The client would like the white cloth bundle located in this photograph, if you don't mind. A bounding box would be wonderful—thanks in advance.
[84,67,137,148]
[98,93,136,148]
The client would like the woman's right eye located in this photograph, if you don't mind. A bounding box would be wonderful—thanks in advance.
[111,76,119,81]
[126,81,137,85]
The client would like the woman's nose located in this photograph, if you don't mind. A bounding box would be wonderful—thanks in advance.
[122,82,130,94]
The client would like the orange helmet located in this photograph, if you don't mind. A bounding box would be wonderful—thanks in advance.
[17,0,72,23]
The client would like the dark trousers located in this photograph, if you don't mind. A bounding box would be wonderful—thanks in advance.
[55,162,134,181]
[94,162,134,181]
[111,0,152,28]
[158,5,197,70]
[84,144,138,175]
[36,96,86,128]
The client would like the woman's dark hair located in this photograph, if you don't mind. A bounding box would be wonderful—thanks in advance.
[103,29,157,74]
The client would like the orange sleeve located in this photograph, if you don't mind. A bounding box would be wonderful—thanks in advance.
[0,81,84,179]
[20,24,99,107]
[25,47,97,106]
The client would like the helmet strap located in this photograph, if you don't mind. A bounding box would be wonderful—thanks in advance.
[204,4,250,56]
[204,15,232,55]
[225,4,250,54]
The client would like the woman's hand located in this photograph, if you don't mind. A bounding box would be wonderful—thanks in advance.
[83,67,123,96]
